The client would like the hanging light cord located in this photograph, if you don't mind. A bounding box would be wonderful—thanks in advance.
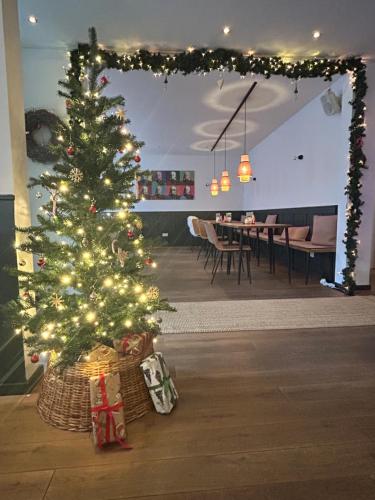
[224,132,227,170]
[244,100,247,153]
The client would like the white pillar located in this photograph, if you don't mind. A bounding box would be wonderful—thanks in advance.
[0,0,33,273]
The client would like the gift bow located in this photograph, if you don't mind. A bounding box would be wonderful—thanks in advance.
[122,335,142,354]
[90,373,132,450]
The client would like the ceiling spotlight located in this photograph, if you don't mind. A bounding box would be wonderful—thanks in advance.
[28,15,38,24]
[312,30,321,39]
[187,46,195,53]
[223,26,231,35]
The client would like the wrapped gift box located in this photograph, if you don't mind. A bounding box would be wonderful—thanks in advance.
[140,352,178,414]
[89,372,130,449]
[113,332,149,357]
[86,343,119,363]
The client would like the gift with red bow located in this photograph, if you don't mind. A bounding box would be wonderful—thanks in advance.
[89,372,131,449]
[113,332,149,357]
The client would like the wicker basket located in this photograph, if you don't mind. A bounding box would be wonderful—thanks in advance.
[37,335,154,432]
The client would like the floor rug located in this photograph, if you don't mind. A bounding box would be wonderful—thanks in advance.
[159,296,375,333]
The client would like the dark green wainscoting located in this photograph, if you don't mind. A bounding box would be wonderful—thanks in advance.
[137,205,338,280]
[0,195,42,395]
[137,211,243,246]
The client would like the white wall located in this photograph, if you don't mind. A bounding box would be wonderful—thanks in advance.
[22,48,244,217]
[244,75,354,284]
[21,48,375,286]
[136,153,243,212]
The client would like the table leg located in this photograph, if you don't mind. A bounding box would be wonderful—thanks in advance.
[256,228,260,266]
[285,227,291,284]
[268,228,274,273]
[227,227,233,274]
[238,228,243,285]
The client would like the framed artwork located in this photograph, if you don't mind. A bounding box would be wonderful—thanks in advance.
[137,171,195,200]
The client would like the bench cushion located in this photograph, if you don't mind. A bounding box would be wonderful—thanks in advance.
[288,240,336,253]
[311,215,337,246]
[280,226,309,241]
[261,214,278,232]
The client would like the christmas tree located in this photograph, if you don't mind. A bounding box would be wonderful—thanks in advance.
[5,28,172,367]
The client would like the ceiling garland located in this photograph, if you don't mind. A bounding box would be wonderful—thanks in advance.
[68,36,367,295]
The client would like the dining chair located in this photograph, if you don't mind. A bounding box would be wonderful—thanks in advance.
[204,222,252,285]
[196,219,209,261]
[187,215,199,250]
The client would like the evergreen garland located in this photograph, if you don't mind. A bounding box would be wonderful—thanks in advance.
[67,38,367,295]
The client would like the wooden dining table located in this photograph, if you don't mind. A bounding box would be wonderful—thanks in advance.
[217,221,292,285]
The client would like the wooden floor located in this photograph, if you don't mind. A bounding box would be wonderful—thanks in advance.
[2,326,375,499]
[2,247,375,499]
[154,247,340,302]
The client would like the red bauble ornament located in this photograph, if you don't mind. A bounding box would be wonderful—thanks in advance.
[134,155,141,163]
[127,230,135,239]
[89,203,97,214]
[31,353,39,364]
[66,146,75,156]
[100,75,109,85]
[65,99,73,109]
[144,258,153,266]
[37,257,46,268]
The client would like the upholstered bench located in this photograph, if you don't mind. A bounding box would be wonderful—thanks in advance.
[274,215,337,284]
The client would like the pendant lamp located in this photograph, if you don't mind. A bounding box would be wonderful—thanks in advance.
[220,133,231,192]
[237,101,252,182]
[210,151,219,197]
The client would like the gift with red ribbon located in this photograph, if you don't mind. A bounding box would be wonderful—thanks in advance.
[113,332,149,357]
[89,372,132,449]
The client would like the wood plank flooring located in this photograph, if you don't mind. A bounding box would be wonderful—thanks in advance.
[2,326,375,499]
[154,247,340,301]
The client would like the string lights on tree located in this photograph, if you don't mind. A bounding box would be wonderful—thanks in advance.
[4,28,173,367]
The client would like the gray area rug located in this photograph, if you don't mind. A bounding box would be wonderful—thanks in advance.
[159,296,375,333]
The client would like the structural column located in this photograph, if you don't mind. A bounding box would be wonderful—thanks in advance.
[0,0,41,394]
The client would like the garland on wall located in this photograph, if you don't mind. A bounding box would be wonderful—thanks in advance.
[68,40,367,295]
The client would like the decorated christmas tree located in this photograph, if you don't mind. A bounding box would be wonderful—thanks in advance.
[5,28,172,367]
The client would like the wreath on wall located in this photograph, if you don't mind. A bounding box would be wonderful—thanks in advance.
[25,109,63,164]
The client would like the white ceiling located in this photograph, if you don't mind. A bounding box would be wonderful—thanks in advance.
[107,70,339,156]
[19,0,375,58]
[18,0,359,155]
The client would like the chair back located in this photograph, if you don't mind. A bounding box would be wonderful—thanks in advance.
[262,214,278,232]
[187,216,198,236]
[204,222,219,246]
[192,218,201,238]
[198,220,208,239]
[311,215,337,245]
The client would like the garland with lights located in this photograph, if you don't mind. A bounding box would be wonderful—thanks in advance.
[67,39,367,295]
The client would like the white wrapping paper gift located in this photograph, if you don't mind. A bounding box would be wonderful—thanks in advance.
[140,352,178,414]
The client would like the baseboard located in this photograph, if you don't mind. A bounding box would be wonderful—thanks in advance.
[0,364,43,395]
[355,284,372,291]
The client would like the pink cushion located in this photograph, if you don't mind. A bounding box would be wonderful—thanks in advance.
[262,214,278,232]
[280,226,309,241]
[311,215,337,246]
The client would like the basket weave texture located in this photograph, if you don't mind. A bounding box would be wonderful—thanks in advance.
[37,335,154,432]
